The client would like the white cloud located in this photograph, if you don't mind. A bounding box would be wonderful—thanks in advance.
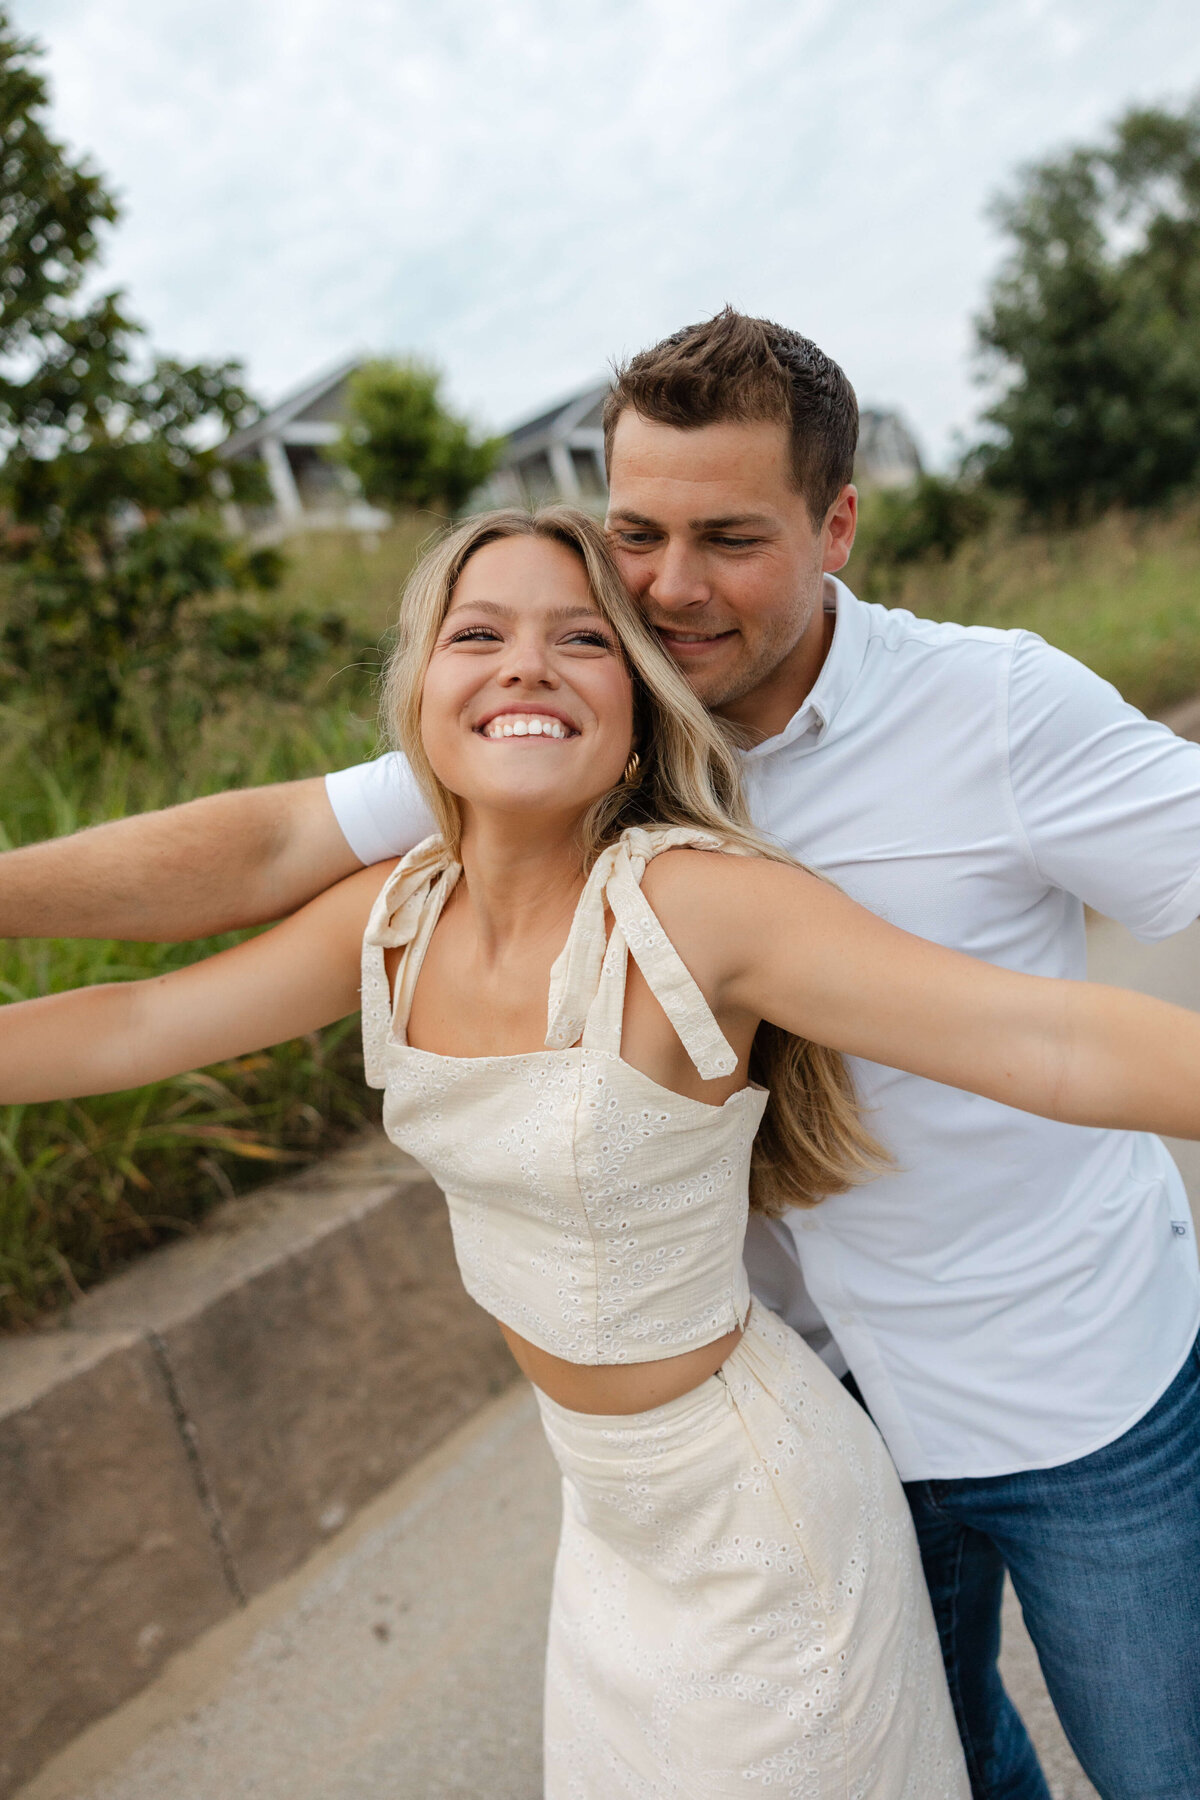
[17,0,1200,461]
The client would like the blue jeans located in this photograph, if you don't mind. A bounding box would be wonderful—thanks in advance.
[897,1332,1200,1800]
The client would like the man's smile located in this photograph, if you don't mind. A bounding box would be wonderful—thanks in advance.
[653,624,739,658]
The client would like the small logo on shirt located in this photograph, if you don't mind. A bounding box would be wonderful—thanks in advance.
[1171,1221,1190,1238]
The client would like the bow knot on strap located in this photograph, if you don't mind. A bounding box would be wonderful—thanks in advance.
[544,826,731,1068]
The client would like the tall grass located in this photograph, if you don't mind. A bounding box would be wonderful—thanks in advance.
[850,499,1200,716]
[0,519,432,1328]
[4,502,1200,1327]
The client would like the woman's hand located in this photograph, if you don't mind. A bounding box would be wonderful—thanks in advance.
[643,849,1200,1140]
[0,862,393,1103]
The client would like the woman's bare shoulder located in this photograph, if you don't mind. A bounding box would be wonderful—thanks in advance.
[640,842,814,900]
[638,844,822,974]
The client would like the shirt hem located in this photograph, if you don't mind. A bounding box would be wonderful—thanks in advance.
[895,1300,1200,1483]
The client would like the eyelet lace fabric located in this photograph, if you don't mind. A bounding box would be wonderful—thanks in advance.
[361,827,764,1364]
[538,1306,969,1797]
[361,826,969,1797]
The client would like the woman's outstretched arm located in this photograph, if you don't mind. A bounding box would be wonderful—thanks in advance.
[0,862,390,1104]
[648,851,1200,1140]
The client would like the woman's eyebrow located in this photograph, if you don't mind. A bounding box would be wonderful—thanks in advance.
[448,600,603,625]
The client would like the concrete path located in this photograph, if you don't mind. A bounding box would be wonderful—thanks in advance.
[22,918,1200,1800]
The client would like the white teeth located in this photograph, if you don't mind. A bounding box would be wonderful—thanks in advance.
[481,714,571,740]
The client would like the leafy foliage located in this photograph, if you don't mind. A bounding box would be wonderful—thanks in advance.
[851,475,997,600]
[0,12,343,740]
[975,97,1200,517]
[335,357,501,514]
[0,13,116,389]
[0,521,432,1329]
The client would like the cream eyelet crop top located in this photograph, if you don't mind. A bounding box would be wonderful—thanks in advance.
[361,825,769,1366]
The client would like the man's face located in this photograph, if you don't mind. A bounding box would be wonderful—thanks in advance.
[605,411,856,726]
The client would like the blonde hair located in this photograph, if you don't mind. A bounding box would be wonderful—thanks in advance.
[382,505,888,1216]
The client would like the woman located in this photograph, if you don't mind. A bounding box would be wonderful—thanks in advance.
[6,507,1200,1797]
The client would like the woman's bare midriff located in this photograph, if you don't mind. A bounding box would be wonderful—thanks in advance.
[499,1321,745,1414]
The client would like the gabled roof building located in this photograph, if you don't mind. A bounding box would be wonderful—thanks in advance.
[479,380,611,508]
[480,383,922,507]
[217,357,390,536]
[218,364,922,535]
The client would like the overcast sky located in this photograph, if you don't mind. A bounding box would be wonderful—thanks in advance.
[16,0,1200,463]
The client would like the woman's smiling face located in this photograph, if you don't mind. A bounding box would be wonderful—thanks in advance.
[419,534,636,823]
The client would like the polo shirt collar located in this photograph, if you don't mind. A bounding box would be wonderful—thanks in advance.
[740,576,871,761]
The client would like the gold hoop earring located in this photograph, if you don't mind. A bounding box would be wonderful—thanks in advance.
[622,749,642,786]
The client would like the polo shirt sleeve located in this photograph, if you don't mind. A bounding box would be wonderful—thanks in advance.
[324,753,437,865]
[1006,633,1200,940]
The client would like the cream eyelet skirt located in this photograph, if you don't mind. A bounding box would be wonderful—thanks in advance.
[534,1304,969,1798]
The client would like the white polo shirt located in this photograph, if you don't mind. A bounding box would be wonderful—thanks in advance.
[326,579,1200,1480]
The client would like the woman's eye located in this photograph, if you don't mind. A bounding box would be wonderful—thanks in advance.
[565,630,613,649]
[447,626,501,644]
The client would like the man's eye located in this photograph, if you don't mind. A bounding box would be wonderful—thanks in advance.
[614,531,658,547]
[712,535,760,548]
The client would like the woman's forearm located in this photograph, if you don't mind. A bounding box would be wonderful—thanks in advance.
[0,983,157,1101]
[1041,981,1200,1139]
[0,779,361,942]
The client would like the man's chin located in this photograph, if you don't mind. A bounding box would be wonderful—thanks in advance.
[673,658,759,710]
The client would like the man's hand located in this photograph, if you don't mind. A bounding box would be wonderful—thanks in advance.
[0,778,365,942]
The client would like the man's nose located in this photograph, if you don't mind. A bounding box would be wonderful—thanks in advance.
[645,544,711,612]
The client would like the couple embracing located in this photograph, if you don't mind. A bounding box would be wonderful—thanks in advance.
[4,310,1200,1798]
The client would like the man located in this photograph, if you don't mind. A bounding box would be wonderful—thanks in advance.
[3,309,1199,1798]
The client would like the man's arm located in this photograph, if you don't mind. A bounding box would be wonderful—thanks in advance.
[0,778,362,942]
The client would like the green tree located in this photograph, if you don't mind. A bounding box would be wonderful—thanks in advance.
[974,97,1200,517]
[852,474,996,599]
[336,358,501,514]
[0,12,336,741]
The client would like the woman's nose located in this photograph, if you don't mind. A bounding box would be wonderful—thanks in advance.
[497,636,556,686]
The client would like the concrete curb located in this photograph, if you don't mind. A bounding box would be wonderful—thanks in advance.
[0,1132,516,1799]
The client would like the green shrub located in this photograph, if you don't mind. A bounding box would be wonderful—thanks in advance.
[852,476,998,600]
[334,359,501,515]
[0,525,431,1329]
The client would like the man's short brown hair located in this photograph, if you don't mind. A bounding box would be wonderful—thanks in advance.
[603,308,859,524]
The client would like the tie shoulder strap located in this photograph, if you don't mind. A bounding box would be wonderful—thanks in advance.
[360,835,457,1086]
[545,825,745,1080]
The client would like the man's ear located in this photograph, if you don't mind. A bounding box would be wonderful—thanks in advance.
[821,485,858,575]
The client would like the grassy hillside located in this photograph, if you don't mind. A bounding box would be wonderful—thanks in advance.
[3,502,1200,1326]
